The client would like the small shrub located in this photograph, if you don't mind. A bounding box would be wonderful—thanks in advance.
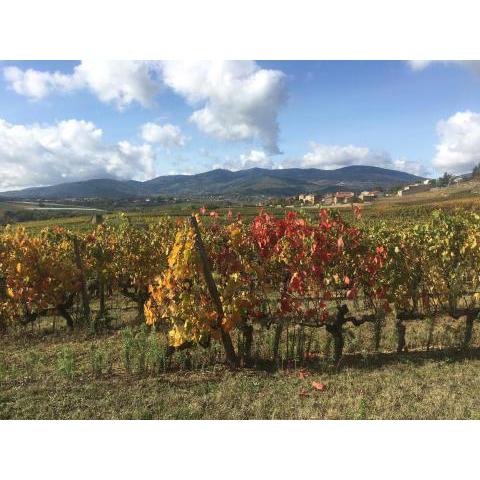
[57,347,76,380]
[357,398,368,420]
[90,345,108,378]
[146,333,167,374]
[121,327,135,373]
[134,325,148,374]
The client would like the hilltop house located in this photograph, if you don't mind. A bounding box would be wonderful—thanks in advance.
[322,194,335,205]
[358,190,384,201]
[397,183,431,197]
[358,191,376,202]
[299,194,321,205]
[333,192,355,204]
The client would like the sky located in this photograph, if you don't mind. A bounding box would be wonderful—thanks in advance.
[1,60,480,191]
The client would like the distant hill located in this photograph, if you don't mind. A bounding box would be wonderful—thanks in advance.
[0,166,424,199]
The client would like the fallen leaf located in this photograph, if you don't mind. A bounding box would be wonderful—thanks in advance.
[298,369,308,379]
[299,389,311,398]
[311,381,326,391]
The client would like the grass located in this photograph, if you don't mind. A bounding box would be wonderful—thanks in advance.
[1,321,480,419]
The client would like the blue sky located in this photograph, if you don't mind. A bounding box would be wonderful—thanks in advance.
[1,60,480,190]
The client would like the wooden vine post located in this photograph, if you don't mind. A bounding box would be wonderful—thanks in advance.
[326,304,348,364]
[190,215,238,367]
[395,317,407,353]
[73,237,90,322]
[463,310,477,350]
[97,264,106,319]
[0,274,6,332]
[272,320,283,365]
[95,243,106,320]
[373,310,385,352]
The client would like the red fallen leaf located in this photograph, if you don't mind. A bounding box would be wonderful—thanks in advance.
[298,369,309,379]
[344,275,350,285]
[299,389,311,398]
[346,287,357,299]
[337,236,344,250]
[312,381,326,391]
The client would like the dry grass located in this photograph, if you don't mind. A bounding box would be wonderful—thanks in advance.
[2,321,480,419]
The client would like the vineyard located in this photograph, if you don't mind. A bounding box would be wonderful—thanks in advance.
[2,206,480,369]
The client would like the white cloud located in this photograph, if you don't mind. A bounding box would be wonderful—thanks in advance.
[0,118,156,191]
[141,122,186,147]
[238,149,274,169]
[160,61,287,153]
[3,61,161,109]
[212,149,274,171]
[407,60,480,75]
[75,61,161,108]
[432,111,480,174]
[4,61,288,152]
[407,60,434,71]
[3,66,81,99]
[297,142,428,176]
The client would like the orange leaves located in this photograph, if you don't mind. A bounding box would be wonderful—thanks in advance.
[298,369,308,379]
[297,370,327,398]
[0,206,396,346]
[0,227,80,321]
[311,381,326,391]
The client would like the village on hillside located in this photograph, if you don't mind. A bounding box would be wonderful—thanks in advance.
[292,176,466,207]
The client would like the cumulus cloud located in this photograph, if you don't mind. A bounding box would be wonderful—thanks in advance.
[212,149,274,171]
[3,66,81,99]
[297,142,427,176]
[238,149,274,169]
[75,61,161,108]
[159,61,287,153]
[3,61,161,109]
[4,61,288,152]
[141,122,186,147]
[0,118,156,191]
[432,111,480,174]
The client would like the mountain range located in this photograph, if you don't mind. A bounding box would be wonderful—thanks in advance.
[0,166,424,199]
